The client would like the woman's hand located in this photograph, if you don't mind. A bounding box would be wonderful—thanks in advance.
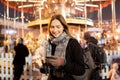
[32,58,43,69]
[46,56,65,67]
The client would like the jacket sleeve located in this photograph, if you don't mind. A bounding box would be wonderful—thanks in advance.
[63,39,85,76]
[88,43,101,65]
[24,45,29,57]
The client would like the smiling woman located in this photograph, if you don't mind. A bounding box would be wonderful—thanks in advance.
[50,19,64,38]
[34,14,86,80]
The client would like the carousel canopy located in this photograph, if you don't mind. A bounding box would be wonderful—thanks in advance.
[1,0,111,14]
[0,0,120,27]
[0,0,112,20]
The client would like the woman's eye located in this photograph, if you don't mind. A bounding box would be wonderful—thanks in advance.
[50,25,61,29]
[50,26,54,29]
[56,25,61,28]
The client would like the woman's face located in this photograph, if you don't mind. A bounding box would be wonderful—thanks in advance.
[50,19,64,38]
[112,63,118,69]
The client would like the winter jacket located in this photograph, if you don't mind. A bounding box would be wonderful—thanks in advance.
[41,38,85,80]
[13,44,29,65]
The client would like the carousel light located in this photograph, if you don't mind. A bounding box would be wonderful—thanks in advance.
[75,3,99,7]
[45,4,48,8]
[116,29,120,33]
[18,4,33,8]
[28,0,43,2]
[71,2,75,6]
[74,0,107,2]
[75,7,84,11]
[92,0,108,1]
[52,0,55,3]
[5,0,26,2]
[18,4,43,8]
[65,0,67,2]
[6,29,17,35]
[27,0,47,3]
[6,0,47,2]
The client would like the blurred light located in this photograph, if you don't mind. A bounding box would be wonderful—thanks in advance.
[75,3,98,7]
[45,4,48,8]
[74,0,107,2]
[54,6,58,10]
[116,29,120,33]
[6,29,17,35]
[52,0,55,3]
[18,4,43,8]
[75,7,84,11]
[107,34,110,38]
[6,0,26,2]
[115,36,119,40]
[28,0,43,2]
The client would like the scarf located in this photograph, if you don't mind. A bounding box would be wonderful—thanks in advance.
[46,32,70,58]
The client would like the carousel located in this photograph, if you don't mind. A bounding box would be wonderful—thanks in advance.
[0,0,119,80]
[0,0,117,44]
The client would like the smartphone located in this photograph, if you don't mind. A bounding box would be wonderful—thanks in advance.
[46,56,56,59]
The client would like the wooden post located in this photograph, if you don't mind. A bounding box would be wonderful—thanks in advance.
[13,7,16,30]
[4,5,7,39]
[21,2,24,38]
[111,0,116,36]
[98,1,102,28]
[84,0,87,32]
[7,1,9,36]
[39,7,42,34]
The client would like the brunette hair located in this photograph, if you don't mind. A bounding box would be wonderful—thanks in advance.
[48,14,71,37]
[84,32,91,40]
[18,38,23,44]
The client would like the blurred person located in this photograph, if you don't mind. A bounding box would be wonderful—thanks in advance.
[3,39,9,53]
[0,39,8,54]
[109,37,118,50]
[84,32,101,80]
[84,32,98,60]
[32,44,45,68]
[12,38,29,80]
[80,39,87,49]
[101,30,107,39]
[99,30,107,48]
[109,63,120,80]
[35,14,85,80]
[7,35,14,52]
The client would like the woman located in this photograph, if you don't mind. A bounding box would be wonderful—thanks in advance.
[109,63,120,80]
[36,14,85,80]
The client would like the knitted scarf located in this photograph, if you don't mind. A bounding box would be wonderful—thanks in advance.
[46,32,70,58]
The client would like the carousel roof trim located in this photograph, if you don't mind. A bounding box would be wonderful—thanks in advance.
[0,18,28,29]
[27,17,94,27]
[1,0,112,14]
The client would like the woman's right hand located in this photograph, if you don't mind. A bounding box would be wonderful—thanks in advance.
[32,58,43,69]
[46,56,65,67]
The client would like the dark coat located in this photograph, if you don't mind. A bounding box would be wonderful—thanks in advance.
[13,43,29,65]
[49,38,85,80]
[87,36,98,45]
[86,36,100,65]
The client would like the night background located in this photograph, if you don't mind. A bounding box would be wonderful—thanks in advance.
[0,0,120,22]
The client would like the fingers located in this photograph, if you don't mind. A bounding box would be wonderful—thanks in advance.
[32,58,43,68]
[46,56,61,67]
[46,56,57,59]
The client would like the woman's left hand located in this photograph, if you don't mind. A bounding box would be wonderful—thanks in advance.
[46,56,65,67]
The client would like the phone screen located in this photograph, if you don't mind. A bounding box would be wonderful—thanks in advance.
[46,56,56,59]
